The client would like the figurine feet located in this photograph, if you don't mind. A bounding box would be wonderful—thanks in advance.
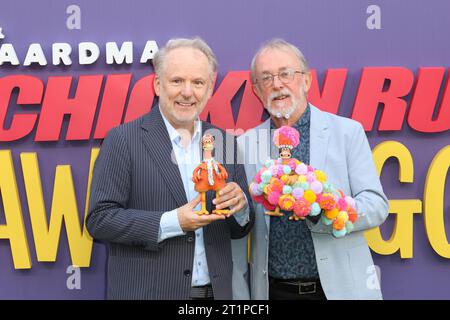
[289,215,305,221]
[265,211,284,217]
[195,209,210,215]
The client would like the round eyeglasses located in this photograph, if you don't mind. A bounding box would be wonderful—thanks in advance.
[255,69,305,87]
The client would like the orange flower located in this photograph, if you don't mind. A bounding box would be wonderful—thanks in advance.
[324,208,339,220]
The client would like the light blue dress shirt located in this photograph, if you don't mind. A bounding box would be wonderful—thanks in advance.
[157,107,249,286]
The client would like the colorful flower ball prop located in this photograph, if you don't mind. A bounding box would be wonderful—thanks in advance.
[248,125,359,238]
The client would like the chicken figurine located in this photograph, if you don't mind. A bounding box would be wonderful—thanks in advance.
[192,133,230,215]
[249,126,359,237]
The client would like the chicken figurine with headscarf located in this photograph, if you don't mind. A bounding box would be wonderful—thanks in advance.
[249,126,359,237]
[192,133,229,215]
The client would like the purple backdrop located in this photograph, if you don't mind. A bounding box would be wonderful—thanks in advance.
[0,0,449,299]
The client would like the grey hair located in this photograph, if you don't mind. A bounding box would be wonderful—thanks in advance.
[153,37,217,80]
[250,38,309,83]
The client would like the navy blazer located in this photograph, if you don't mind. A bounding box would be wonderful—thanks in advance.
[86,106,254,300]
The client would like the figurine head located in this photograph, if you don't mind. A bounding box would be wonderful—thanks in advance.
[202,134,215,151]
[279,146,292,159]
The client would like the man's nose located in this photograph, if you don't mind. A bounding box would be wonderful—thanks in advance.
[181,83,193,96]
[272,75,284,89]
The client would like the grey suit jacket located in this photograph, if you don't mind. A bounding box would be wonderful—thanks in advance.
[235,104,389,300]
[86,106,254,300]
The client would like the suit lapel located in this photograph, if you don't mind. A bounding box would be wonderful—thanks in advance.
[253,119,272,232]
[140,107,188,207]
[310,104,330,170]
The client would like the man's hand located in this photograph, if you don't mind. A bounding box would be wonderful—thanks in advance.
[213,182,247,217]
[178,195,226,232]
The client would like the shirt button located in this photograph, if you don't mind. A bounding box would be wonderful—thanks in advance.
[184,270,191,277]
[187,237,194,242]
[263,270,267,275]
[265,235,268,241]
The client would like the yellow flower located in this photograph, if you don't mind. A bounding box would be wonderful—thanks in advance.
[337,211,349,223]
[314,170,327,183]
[303,190,317,204]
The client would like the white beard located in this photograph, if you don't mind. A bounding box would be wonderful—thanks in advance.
[267,104,297,119]
[265,86,307,120]
[266,89,298,119]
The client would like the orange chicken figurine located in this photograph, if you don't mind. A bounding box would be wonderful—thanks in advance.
[192,134,229,215]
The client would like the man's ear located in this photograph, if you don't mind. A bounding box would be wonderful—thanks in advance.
[153,75,160,96]
[207,81,214,99]
[206,71,217,99]
[303,71,312,93]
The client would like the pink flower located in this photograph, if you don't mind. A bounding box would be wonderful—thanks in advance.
[295,163,308,175]
[292,188,304,199]
[270,165,284,178]
[268,191,281,205]
[310,181,323,194]
[293,198,311,217]
[306,172,316,183]
[254,170,263,183]
[288,159,297,171]
[273,126,300,148]
[337,198,349,211]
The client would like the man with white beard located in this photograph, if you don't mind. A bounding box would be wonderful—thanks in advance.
[233,39,389,300]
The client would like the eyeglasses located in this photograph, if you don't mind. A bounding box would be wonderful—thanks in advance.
[255,69,305,87]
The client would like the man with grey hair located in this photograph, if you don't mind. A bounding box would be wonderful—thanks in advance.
[87,37,254,300]
[235,39,388,300]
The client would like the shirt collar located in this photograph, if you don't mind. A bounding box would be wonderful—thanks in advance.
[295,103,311,128]
[159,106,202,146]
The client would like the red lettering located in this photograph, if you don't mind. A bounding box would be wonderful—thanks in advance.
[201,71,264,132]
[93,74,132,139]
[351,67,413,131]
[4,68,449,142]
[35,75,103,141]
[123,74,155,124]
[0,75,42,141]
[408,67,450,133]
[308,69,347,114]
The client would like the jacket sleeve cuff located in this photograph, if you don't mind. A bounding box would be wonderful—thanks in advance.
[158,209,186,242]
